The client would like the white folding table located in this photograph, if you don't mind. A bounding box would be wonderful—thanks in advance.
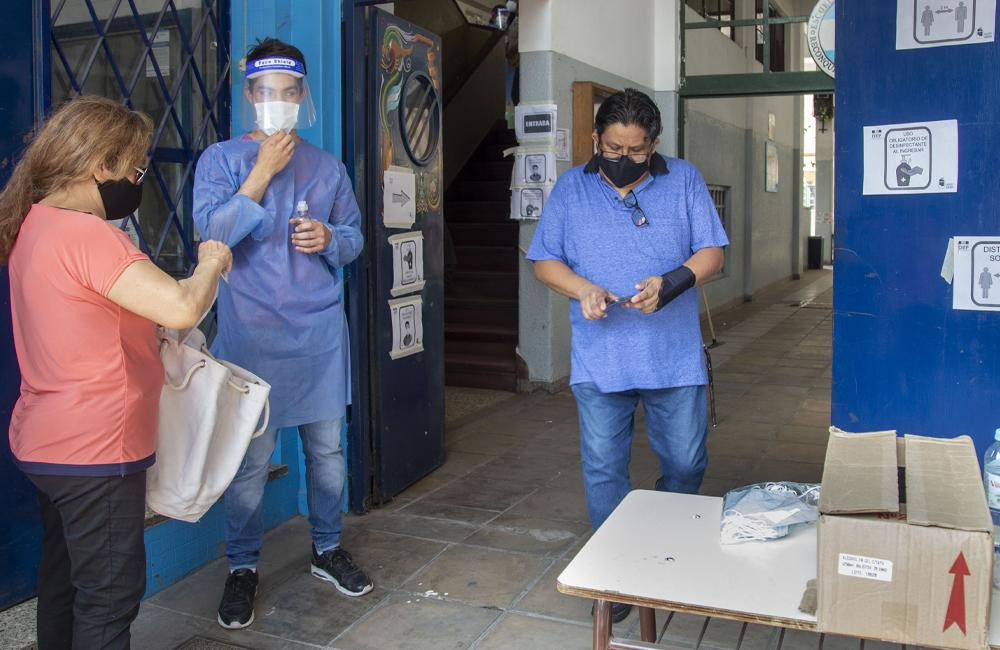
[557,490,1000,650]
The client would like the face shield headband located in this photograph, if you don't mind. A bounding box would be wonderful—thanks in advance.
[241,56,317,134]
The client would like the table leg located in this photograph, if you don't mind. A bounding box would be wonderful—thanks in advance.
[593,599,612,650]
[639,607,656,642]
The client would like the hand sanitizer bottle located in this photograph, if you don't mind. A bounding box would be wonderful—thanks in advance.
[982,428,1000,588]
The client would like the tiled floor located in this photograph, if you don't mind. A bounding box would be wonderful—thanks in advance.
[3,270,860,650]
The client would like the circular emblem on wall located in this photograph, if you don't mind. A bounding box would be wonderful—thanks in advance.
[808,0,835,78]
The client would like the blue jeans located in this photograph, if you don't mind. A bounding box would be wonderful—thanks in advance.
[224,419,344,570]
[571,383,708,529]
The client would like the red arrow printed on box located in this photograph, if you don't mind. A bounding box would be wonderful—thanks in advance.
[943,552,970,635]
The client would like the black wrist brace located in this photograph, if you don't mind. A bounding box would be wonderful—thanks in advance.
[655,266,696,312]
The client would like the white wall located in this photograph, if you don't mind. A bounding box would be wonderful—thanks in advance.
[682,1,809,300]
[520,0,678,92]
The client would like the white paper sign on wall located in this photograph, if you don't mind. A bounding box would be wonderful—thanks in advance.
[389,295,424,359]
[511,185,553,220]
[862,119,958,195]
[383,166,416,229]
[515,103,558,142]
[388,231,425,297]
[897,0,996,50]
[515,151,557,186]
[952,236,1000,311]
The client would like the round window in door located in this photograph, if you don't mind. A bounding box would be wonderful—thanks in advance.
[398,72,440,166]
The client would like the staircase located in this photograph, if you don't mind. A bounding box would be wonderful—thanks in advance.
[444,123,519,391]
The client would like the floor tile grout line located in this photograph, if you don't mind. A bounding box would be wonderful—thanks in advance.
[466,610,509,649]
[142,601,329,650]
[326,538,461,647]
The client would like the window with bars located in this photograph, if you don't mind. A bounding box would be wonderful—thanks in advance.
[754,1,786,72]
[708,184,729,234]
[684,0,737,40]
[708,184,730,273]
[50,0,231,276]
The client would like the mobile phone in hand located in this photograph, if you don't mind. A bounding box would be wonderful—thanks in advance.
[609,294,636,308]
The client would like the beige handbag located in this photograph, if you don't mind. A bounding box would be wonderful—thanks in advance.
[146,316,270,523]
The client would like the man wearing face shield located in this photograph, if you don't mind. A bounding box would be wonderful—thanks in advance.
[192,38,370,630]
[527,89,728,625]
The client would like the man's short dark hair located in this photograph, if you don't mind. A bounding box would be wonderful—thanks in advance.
[246,38,307,89]
[594,88,662,142]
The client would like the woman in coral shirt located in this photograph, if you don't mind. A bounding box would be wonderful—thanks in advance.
[0,96,231,649]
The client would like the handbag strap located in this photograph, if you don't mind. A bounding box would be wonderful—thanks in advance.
[163,359,207,390]
[175,282,220,346]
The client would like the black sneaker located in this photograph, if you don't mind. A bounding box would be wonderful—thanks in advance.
[310,545,374,597]
[217,568,258,629]
[592,601,633,624]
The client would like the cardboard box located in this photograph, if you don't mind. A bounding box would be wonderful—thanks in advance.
[817,428,993,650]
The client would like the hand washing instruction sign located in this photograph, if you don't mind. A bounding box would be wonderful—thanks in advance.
[863,119,958,195]
[897,0,996,49]
[953,236,1000,311]
[388,231,425,297]
[389,295,424,359]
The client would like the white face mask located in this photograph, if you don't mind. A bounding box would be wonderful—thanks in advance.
[254,101,300,135]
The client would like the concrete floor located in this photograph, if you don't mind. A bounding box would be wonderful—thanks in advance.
[4,270,858,650]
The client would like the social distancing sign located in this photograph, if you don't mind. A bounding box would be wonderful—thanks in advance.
[952,237,1000,311]
[863,119,958,195]
[897,0,996,49]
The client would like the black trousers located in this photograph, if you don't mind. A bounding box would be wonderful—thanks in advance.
[28,472,147,650]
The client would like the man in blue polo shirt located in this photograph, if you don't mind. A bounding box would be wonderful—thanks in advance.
[527,88,727,622]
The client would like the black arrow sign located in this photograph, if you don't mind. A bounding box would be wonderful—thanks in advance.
[392,189,411,207]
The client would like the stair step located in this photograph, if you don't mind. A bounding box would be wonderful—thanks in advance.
[446,337,515,357]
[462,160,515,182]
[448,222,518,246]
[445,322,517,342]
[454,245,517,272]
[445,296,517,328]
[448,180,510,202]
[445,201,510,222]
[448,270,517,299]
[446,369,517,391]
[446,351,517,371]
[445,365,517,391]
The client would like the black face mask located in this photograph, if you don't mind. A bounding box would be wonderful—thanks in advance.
[596,154,650,188]
[96,178,143,221]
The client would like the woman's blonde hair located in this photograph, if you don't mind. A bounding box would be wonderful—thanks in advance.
[0,95,153,264]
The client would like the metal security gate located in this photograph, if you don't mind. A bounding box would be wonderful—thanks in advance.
[49,0,231,274]
[0,0,231,610]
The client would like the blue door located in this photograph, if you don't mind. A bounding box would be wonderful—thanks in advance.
[362,9,445,503]
[0,2,46,610]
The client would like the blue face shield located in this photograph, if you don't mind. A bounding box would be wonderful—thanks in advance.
[240,56,317,134]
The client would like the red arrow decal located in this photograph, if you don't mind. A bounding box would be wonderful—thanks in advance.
[943,552,970,635]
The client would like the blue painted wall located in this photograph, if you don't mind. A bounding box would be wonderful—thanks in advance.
[0,2,45,610]
[833,1,1000,459]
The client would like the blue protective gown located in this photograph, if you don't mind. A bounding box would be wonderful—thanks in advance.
[193,135,364,429]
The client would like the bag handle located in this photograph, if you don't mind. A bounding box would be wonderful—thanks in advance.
[164,359,207,390]
[252,398,270,439]
[162,355,270,439]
